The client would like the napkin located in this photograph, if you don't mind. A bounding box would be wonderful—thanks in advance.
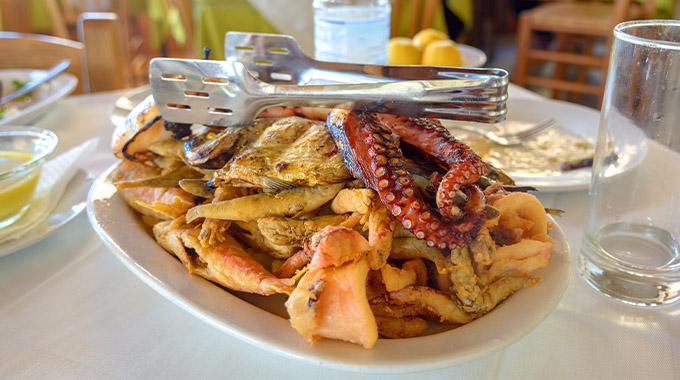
[0,138,99,244]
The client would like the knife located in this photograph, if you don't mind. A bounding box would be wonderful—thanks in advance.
[0,59,71,105]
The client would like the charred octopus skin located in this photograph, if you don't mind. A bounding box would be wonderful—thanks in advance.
[327,110,488,249]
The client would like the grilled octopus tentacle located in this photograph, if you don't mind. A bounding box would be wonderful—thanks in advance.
[378,115,489,221]
[327,110,485,249]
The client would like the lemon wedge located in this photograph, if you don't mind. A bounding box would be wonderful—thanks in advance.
[387,37,422,65]
[412,28,449,50]
[421,39,463,67]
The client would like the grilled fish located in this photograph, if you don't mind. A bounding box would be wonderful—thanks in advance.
[214,116,352,188]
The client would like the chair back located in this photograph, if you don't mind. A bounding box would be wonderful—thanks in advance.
[612,0,657,25]
[0,13,131,94]
[0,0,31,33]
[0,32,86,94]
[45,0,129,39]
[77,12,131,92]
[513,0,659,108]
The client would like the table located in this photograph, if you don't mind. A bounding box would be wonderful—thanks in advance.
[0,86,678,379]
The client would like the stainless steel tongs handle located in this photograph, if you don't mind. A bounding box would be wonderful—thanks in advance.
[256,78,506,121]
[223,32,506,86]
[149,58,507,127]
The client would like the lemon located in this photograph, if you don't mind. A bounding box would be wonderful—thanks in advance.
[387,37,421,65]
[421,40,463,67]
[412,28,449,50]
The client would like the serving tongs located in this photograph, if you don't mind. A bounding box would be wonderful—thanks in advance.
[223,31,504,86]
[149,36,508,128]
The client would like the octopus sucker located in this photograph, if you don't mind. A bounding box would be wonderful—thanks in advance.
[378,114,488,222]
[326,109,486,249]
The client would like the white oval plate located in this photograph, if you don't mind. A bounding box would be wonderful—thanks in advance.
[0,169,92,258]
[88,163,571,373]
[444,97,601,192]
[0,69,78,126]
[458,43,487,68]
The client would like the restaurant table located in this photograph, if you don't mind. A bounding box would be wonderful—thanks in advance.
[1,85,678,379]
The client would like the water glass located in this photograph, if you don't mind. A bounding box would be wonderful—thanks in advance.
[579,20,680,306]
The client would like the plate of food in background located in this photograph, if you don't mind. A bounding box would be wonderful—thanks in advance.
[443,97,600,192]
[0,69,78,126]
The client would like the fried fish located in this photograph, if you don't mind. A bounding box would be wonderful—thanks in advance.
[214,116,352,188]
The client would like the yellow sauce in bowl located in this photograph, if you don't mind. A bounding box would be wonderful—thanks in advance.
[0,151,41,222]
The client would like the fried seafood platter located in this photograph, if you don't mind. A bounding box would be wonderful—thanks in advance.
[109,96,556,350]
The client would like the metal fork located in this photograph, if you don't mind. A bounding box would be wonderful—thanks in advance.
[446,118,557,146]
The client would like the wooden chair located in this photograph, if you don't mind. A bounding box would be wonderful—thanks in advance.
[514,0,657,108]
[391,0,441,38]
[44,0,131,40]
[0,13,130,94]
[0,0,32,33]
[77,12,131,92]
[0,32,87,94]
[45,0,193,85]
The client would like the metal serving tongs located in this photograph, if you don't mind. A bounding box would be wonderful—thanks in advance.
[149,37,507,128]
[223,31,506,86]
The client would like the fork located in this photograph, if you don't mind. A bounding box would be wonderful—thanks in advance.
[447,118,557,146]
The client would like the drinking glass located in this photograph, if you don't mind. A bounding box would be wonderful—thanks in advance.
[579,20,680,306]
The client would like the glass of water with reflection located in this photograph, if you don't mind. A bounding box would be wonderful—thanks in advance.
[579,20,680,306]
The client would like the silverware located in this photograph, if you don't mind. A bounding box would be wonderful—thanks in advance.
[0,59,71,105]
[447,118,557,146]
[148,58,507,127]
[223,32,507,86]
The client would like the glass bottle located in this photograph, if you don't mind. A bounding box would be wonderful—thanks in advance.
[313,0,391,64]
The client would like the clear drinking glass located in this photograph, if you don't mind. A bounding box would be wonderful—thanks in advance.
[579,20,680,306]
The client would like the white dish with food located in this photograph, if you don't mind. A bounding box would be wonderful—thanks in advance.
[88,163,570,372]
[0,69,78,126]
[443,97,601,192]
[0,169,92,258]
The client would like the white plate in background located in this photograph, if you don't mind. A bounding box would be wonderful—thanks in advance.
[458,43,487,68]
[88,163,571,373]
[444,97,601,192]
[0,69,78,126]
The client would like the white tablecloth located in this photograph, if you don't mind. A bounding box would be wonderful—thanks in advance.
[1,87,678,379]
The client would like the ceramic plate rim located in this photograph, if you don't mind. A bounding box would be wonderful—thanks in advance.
[0,69,78,126]
[0,168,92,258]
[88,163,571,373]
[458,43,487,68]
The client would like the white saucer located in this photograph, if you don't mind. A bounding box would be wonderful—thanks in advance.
[0,169,93,258]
